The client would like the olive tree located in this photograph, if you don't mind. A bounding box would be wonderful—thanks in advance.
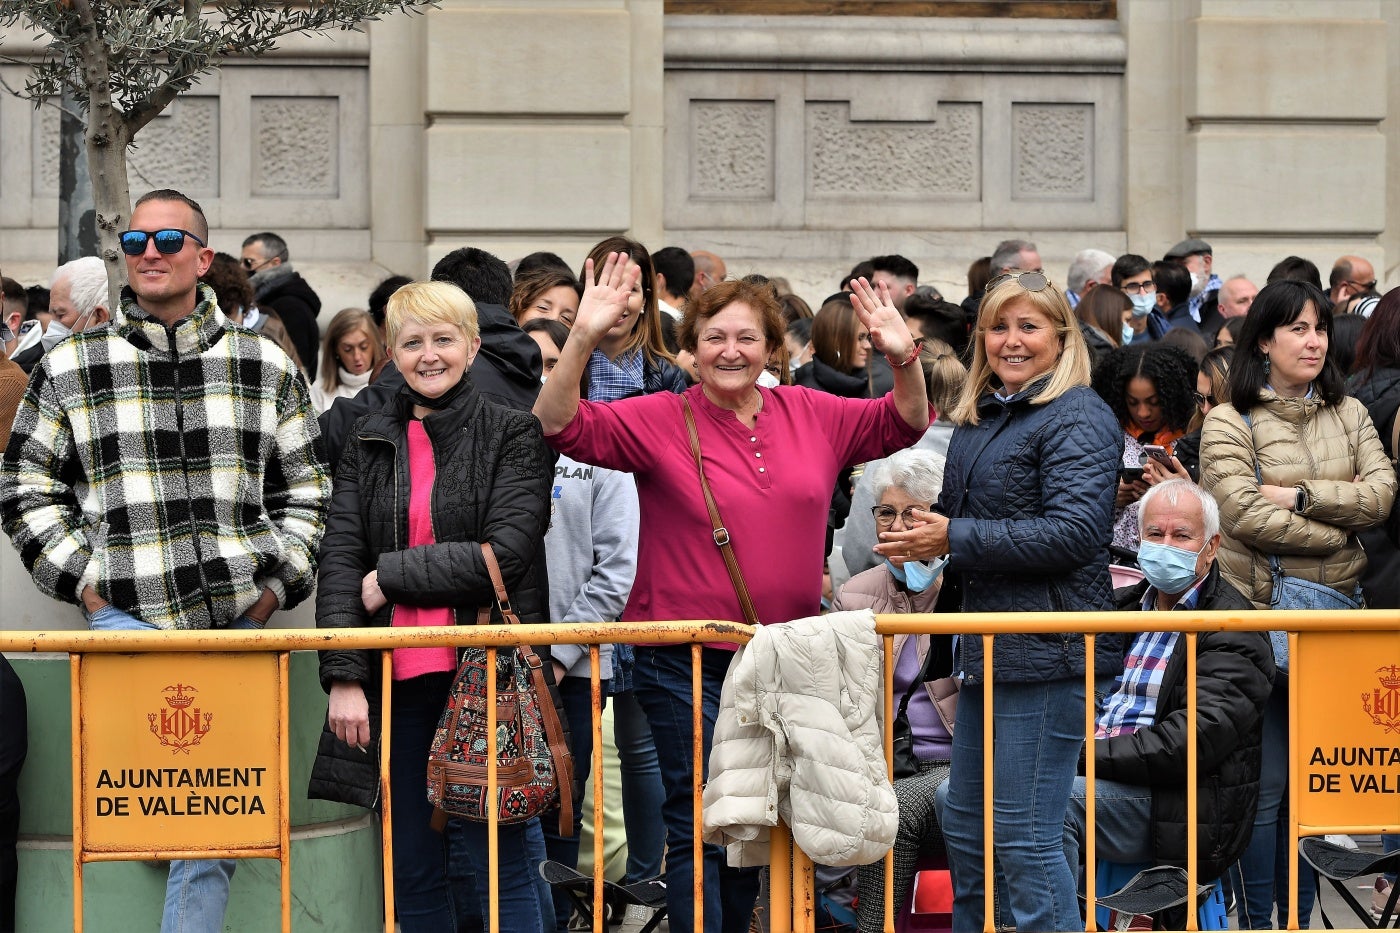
[0,0,436,309]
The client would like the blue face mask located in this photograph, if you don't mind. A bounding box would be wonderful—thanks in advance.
[885,557,948,592]
[1129,292,1156,318]
[1122,321,1137,345]
[1137,540,1206,595]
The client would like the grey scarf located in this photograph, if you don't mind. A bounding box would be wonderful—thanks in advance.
[249,262,297,300]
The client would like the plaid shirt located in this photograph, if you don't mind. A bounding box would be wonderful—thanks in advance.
[1094,579,1205,738]
[0,285,330,629]
[586,348,645,402]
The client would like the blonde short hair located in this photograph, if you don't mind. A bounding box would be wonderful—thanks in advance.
[949,276,1092,425]
[385,281,480,347]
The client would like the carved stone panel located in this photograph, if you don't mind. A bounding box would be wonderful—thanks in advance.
[690,101,775,200]
[1012,102,1093,201]
[32,96,220,199]
[251,96,339,198]
[806,102,980,198]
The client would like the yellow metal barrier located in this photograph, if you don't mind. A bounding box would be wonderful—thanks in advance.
[4,608,1399,932]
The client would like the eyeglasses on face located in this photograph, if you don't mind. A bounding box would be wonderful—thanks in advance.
[1345,279,1377,293]
[1121,281,1157,295]
[985,270,1049,294]
[1193,391,1217,408]
[119,229,206,256]
[871,505,929,529]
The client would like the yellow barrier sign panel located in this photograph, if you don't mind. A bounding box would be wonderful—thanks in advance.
[1296,631,1400,828]
[80,652,282,852]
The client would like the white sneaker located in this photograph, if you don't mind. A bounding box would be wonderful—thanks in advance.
[616,903,656,933]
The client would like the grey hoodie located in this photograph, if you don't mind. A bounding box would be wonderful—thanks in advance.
[546,453,640,678]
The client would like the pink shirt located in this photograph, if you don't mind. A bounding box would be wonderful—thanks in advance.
[392,419,457,680]
[549,384,928,634]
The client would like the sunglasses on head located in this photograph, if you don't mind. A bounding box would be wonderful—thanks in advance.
[118,228,206,256]
[985,270,1049,294]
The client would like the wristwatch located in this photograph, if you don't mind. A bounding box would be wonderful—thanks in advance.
[1294,487,1306,513]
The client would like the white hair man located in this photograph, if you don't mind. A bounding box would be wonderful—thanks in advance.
[45,257,112,350]
[1059,479,1274,924]
[1065,249,1116,309]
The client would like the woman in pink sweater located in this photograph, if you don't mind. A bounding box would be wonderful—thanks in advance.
[534,256,930,933]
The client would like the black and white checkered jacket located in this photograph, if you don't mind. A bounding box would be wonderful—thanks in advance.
[0,285,331,629]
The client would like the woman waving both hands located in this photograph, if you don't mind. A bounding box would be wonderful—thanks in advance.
[535,253,929,933]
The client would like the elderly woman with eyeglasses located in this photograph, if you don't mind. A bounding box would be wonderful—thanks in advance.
[831,448,958,933]
[534,255,930,933]
[874,270,1123,933]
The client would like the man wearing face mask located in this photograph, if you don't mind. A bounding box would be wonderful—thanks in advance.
[43,257,111,353]
[1164,238,1221,327]
[1112,253,1168,344]
[1061,479,1274,902]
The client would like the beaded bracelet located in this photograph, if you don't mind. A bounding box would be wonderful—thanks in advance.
[886,339,924,369]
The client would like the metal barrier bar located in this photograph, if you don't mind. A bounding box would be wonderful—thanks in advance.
[15,610,1398,932]
[379,651,395,933]
[1288,629,1300,932]
[1084,634,1099,933]
[591,644,606,933]
[1185,634,1199,932]
[981,633,994,933]
[692,643,706,933]
[882,632,897,933]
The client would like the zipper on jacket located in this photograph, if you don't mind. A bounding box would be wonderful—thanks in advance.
[170,327,217,626]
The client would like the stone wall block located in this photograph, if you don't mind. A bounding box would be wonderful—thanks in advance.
[424,124,631,232]
[1190,18,1384,121]
[1012,102,1093,201]
[252,97,339,197]
[1188,126,1385,235]
[425,9,632,116]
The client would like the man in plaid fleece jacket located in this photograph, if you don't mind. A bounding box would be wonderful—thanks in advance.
[0,189,330,932]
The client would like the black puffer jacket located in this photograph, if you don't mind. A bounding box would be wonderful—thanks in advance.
[256,271,322,380]
[1350,365,1400,606]
[939,381,1125,682]
[1104,565,1274,881]
[308,377,554,807]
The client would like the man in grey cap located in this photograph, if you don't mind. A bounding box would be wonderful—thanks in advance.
[1164,237,1221,331]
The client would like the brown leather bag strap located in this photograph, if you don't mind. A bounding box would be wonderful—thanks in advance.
[476,542,575,837]
[681,397,760,626]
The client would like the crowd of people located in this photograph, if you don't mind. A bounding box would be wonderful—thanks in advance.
[1,191,1399,933]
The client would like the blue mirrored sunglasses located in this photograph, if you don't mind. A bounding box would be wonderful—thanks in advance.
[118,228,206,256]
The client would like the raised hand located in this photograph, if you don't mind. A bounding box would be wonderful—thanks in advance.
[573,252,641,346]
[849,276,914,361]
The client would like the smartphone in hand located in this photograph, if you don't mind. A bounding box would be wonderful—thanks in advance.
[1142,445,1172,468]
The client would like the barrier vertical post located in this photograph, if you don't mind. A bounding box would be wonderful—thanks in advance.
[794,838,815,933]
[278,651,292,931]
[380,651,395,933]
[487,647,500,933]
[770,823,792,933]
[883,634,896,933]
[1287,630,1299,931]
[692,643,705,933]
[70,654,84,933]
[1084,634,1098,932]
[1185,634,1199,932]
[982,634,995,933]
[592,644,605,933]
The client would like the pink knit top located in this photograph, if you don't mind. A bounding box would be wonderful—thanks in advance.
[392,419,457,680]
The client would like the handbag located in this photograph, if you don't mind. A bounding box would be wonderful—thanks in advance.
[1241,412,1363,672]
[891,637,958,779]
[425,543,575,835]
[682,397,760,625]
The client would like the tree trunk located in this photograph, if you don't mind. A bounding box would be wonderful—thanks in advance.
[86,102,131,315]
[70,0,133,314]
[58,87,98,266]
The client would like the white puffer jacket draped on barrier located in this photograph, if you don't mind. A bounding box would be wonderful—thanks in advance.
[702,609,897,868]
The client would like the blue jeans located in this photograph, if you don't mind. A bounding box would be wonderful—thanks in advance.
[1230,674,1315,929]
[1062,777,1154,879]
[612,688,665,883]
[940,679,1086,933]
[84,602,261,933]
[632,645,761,933]
[543,676,608,933]
[390,672,550,933]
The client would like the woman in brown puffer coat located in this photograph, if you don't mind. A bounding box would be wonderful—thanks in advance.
[1200,279,1396,930]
